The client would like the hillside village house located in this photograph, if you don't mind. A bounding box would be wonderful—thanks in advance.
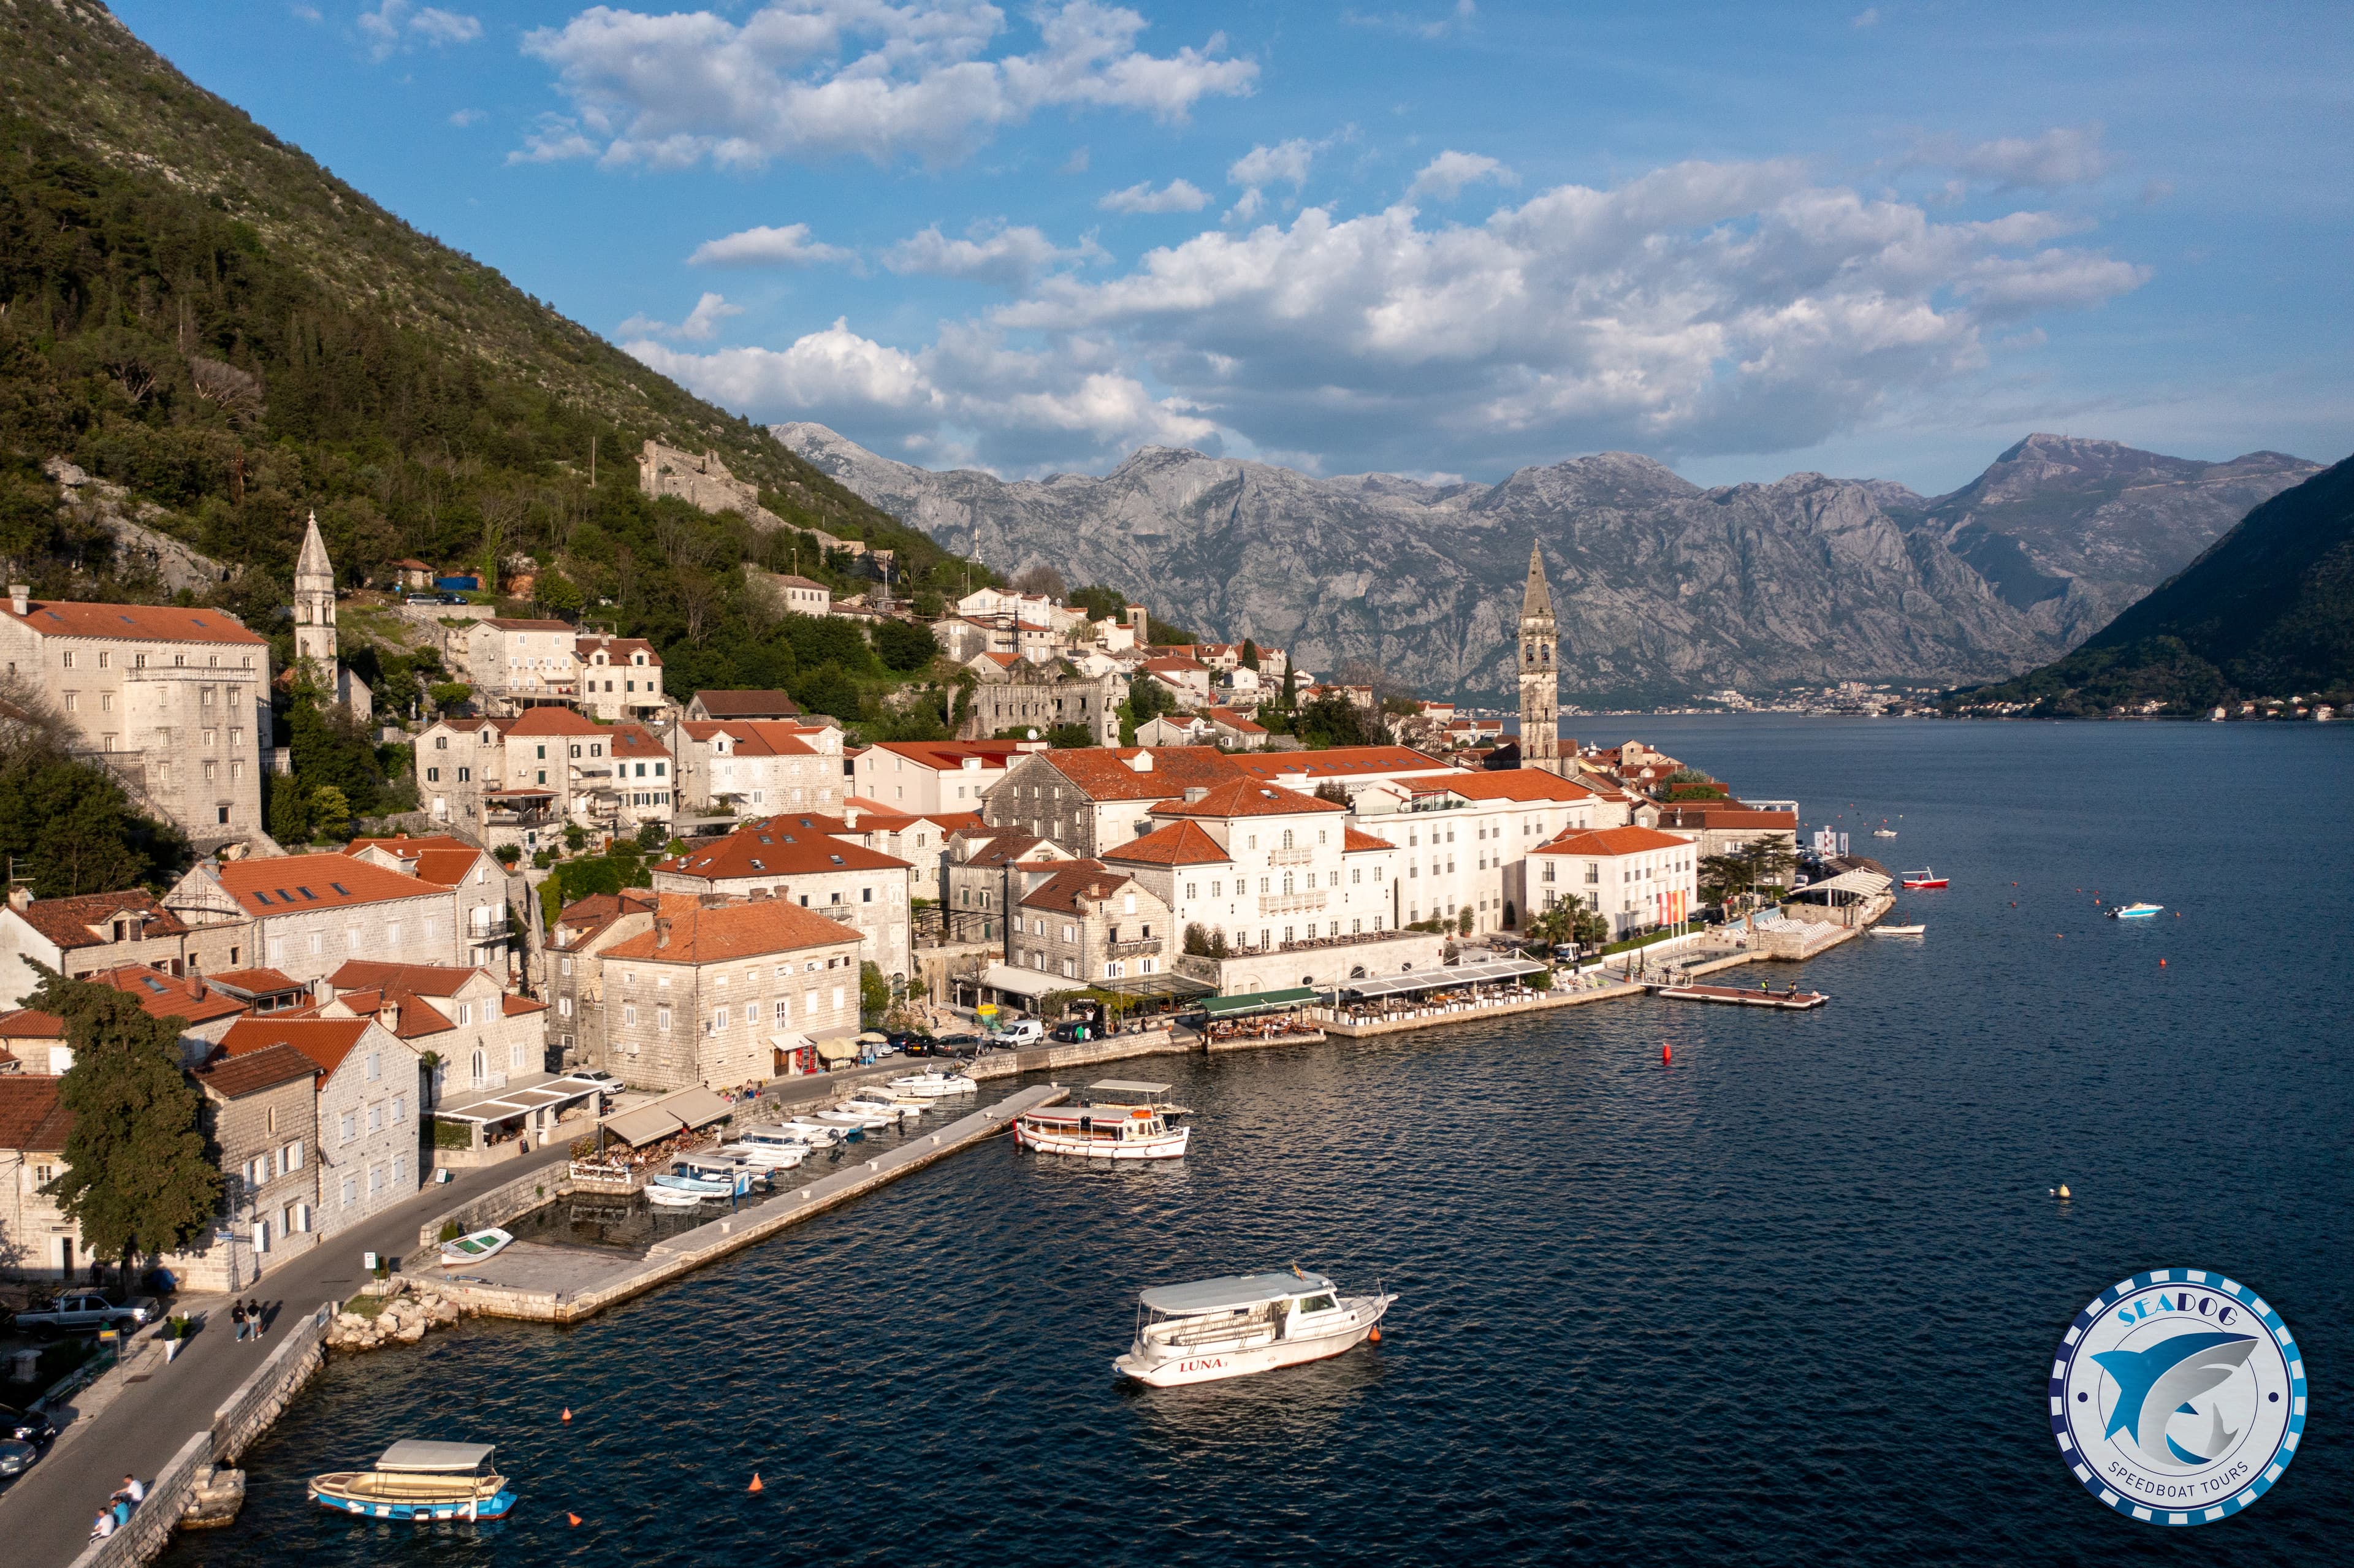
[679,719,844,815]
[1135,714,1214,748]
[684,690,802,722]
[166,856,463,986]
[0,888,251,1009]
[1529,825,1701,937]
[316,961,549,1098]
[547,889,657,1070]
[573,633,665,723]
[984,745,1241,857]
[593,896,866,1090]
[650,818,913,986]
[191,1042,322,1285]
[1349,769,1625,934]
[0,588,272,847]
[345,835,516,973]
[459,617,579,713]
[755,573,832,618]
[849,739,1020,813]
[997,862,1173,991]
[1140,655,1213,707]
[414,707,671,836]
[943,832,1079,945]
[215,1015,421,1238]
[0,1078,86,1280]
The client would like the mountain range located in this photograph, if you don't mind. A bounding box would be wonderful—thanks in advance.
[778,425,2318,705]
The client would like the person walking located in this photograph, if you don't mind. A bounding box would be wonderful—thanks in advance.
[247,1299,265,1341]
[230,1301,248,1343]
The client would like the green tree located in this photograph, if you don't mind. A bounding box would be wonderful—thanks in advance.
[35,969,222,1276]
[859,960,890,1024]
[0,699,189,896]
[1067,584,1127,622]
[873,616,940,673]
[308,784,353,839]
[1239,637,1260,671]
[535,569,584,616]
[794,664,864,723]
[266,771,311,845]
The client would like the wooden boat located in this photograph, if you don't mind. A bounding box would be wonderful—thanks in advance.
[1016,1102,1190,1160]
[1870,923,1926,937]
[1900,868,1948,889]
[310,1440,514,1521]
[438,1228,512,1269]
[645,1184,707,1208]
[2107,902,2163,919]
[1114,1269,1395,1387]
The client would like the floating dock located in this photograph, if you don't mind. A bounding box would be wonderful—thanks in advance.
[1649,982,1828,1010]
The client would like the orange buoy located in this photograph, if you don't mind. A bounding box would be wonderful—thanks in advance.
[2159,959,2166,967]
[568,1513,582,1527]
[561,1407,572,1423]
[1662,1042,1672,1063]
[1369,1326,1382,1343]
[749,1474,764,1494]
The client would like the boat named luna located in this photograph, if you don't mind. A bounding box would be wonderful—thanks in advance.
[310,1440,514,1521]
[1114,1269,1395,1387]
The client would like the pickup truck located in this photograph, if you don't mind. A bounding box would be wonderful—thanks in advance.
[15,1292,151,1339]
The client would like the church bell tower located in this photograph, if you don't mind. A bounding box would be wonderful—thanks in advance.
[1518,541,1560,774]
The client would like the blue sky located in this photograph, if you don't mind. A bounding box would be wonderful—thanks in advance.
[116,1,2353,493]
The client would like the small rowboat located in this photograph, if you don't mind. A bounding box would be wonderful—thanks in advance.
[438,1228,512,1269]
[1870,923,1925,937]
[311,1440,514,1522]
[646,1184,707,1208]
[1900,868,1948,889]
[2107,901,2163,919]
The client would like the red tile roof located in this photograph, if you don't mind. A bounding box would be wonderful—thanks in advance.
[218,1016,377,1076]
[1534,825,1693,856]
[2,598,267,645]
[505,706,607,737]
[958,833,1059,869]
[861,740,1020,771]
[688,690,802,717]
[194,1042,319,1098]
[206,968,307,997]
[326,961,492,998]
[329,989,454,1038]
[601,899,863,964]
[1019,862,1146,913]
[213,857,453,915]
[502,994,549,1016]
[1204,707,1267,734]
[0,1008,64,1040]
[1103,820,1233,867]
[657,818,910,880]
[0,1077,72,1151]
[1342,826,1393,853]
[1422,771,1600,804]
[484,617,576,632]
[1151,779,1343,819]
[85,966,250,1026]
[684,720,821,757]
[555,889,658,943]
[1228,746,1452,782]
[576,636,663,666]
[344,835,496,888]
[1038,746,1241,802]
[6,891,189,951]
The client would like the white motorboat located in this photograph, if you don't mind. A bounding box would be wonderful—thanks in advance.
[438,1228,512,1269]
[814,1105,892,1129]
[646,1184,707,1208]
[1872,828,1898,838]
[1870,923,1926,937]
[886,1070,978,1098]
[1114,1269,1396,1387]
[724,1128,811,1167]
[780,1117,848,1146]
[845,1089,924,1121]
[1016,1102,1190,1160]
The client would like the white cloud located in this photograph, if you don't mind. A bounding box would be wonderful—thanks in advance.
[619,291,745,343]
[1099,177,1211,213]
[1928,124,2112,190]
[1852,7,1879,27]
[292,3,323,20]
[688,224,858,267]
[516,1,1257,170]
[1061,146,1091,174]
[1228,137,1320,191]
[359,0,481,61]
[1343,0,1476,40]
[448,108,486,127]
[884,224,1098,289]
[1406,150,1515,202]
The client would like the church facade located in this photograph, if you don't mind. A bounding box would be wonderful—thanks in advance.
[1518,542,1560,775]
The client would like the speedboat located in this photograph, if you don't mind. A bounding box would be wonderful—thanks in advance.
[1872,828,1898,838]
[847,1088,925,1119]
[2107,902,2164,919]
[886,1070,978,1098]
[1113,1269,1396,1387]
[780,1117,848,1146]
[1900,868,1948,889]
[814,1105,893,1129]
[652,1155,762,1197]
[1870,923,1925,937]
[646,1184,708,1208]
[1016,1102,1190,1160]
[438,1228,512,1269]
[725,1128,812,1167]
[310,1441,514,1521]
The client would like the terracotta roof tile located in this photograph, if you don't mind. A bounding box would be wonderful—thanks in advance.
[602,899,863,964]
[0,1077,72,1151]
[207,968,307,996]
[574,636,663,666]
[326,961,490,998]
[656,816,910,880]
[689,690,802,717]
[7,891,189,950]
[1019,862,1143,913]
[1534,825,1694,856]
[213,857,452,915]
[0,1008,64,1040]
[1038,746,1241,802]
[1103,820,1233,866]
[1151,778,1343,819]
[218,1016,377,1076]
[85,966,250,1026]
[344,835,497,888]
[484,617,575,632]
[2,598,267,645]
[194,1043,319,1098]
[1421,771,1600,804]
[330,989,454,1038]
[1228,746,1451,782]
[505,707,607,737]
[1342,826,1393,853]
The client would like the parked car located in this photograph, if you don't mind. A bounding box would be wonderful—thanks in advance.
[14,1292,151,1339]
[931,1032,983,1057]
[1048,1021,1094,1043]
[883,1029,934,1055]
[0,1437,36,1480]
[0,1401,57,1447]
[570,1068,619,1086]
[989,1019,1045,1047]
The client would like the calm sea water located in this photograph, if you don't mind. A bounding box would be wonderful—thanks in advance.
[163,719,2352,1566]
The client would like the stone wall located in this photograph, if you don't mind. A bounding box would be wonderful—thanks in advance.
[964,1028,1184,1081]
[415,1163,566,1252]
[637,441,865,555]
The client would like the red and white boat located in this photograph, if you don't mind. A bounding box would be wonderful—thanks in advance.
[1901,867,1949,889]
[1015,1102,1190,1160]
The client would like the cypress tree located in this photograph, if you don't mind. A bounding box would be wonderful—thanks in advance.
[34,969,223,1277]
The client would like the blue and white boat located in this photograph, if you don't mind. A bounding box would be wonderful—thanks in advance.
[2107,902,2164,919]
[651,1155,761,1197]
[310,1440,515,1521]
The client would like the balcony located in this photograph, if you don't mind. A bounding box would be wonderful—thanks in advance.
[1258,891,1328,916]
[1105,938,1160,957]
[1267,847,1314,866]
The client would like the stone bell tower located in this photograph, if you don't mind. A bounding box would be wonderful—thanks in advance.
[1517,541,1559,774]
[292,510,371,719]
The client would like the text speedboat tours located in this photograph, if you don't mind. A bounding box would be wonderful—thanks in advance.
[1115,1269,1396,1387]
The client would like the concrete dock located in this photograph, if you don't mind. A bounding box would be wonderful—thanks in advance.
[427,1083,1067,1323]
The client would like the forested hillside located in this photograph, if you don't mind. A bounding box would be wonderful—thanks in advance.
[0,0,991,720]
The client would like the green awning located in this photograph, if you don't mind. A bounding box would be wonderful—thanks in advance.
[1200,986,1319,1019]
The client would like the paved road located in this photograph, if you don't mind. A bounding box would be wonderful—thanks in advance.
[0,1063,910,1567]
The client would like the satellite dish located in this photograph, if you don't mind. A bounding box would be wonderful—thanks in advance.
[1027,728,1041,740]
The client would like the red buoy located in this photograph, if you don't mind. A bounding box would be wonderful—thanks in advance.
[1369,1326,1382,1344]
[749,1474,764,1494]
[561,1407,572,1423]
[1662,1042,1672,1063]
[2160,959,2166,967]
[568,1513,582,1527]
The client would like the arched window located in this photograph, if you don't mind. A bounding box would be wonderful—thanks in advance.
[1280,829,1294,850]
[470,1048,486,1083]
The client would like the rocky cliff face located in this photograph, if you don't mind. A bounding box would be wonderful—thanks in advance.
[775,422,2317,704]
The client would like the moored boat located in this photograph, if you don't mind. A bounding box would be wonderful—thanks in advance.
[814,1105,892,1129]
[780,1117,848,1146]
[646,1183,708,1207]
[886,1069,978,1097]
[1872,828,1898,838]
[1016,1102,1190,1160]
[310,1440,514,1521]
[725,1128,812,1167]
[1870,923,1925,936]
[2107,901,2163,919]
[1114,1269,1396,1387]
[1900,867,1948,889]
[438,1228,512,1269]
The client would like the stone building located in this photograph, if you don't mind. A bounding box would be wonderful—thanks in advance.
[677,719,843,815]
[344,835,517,975]
[414,707,674,836]
[1104,780,1388,954]
[546,889,658,1070]
[1529,824,1699,937]
[745,569,832,618]
[958,658,1121,746]
[292,511,372,718]
[636,440,865,556]
[983,745,1243,858]
[458,618,579,714]
[573,632,665,723]
[0,888,251,1010]
[0,1076,87,1279]
[317,961,549,1098]
[684,690,802,722]
[191,1042,322,1284]
[848,739,1018,814]
[165,856,462,986]
[592,894,866,1090]
[650,816,913,986]
[216,1016,421,1239]
[1004,861,1173,988]
[0,587,272,848]
[1518,542,1561,775]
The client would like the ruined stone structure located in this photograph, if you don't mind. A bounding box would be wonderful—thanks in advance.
[636,440,864,556]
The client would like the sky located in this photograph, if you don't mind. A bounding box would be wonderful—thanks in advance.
[115,1,2354,493]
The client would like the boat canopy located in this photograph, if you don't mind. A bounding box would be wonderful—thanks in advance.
[1799,869,1891,899]
[375,1441,495,1473]
[1338,957,1543,999]
[1200,987,1317,1019]
[1089,1079,1171,1095]
[1140,1271,1333,1315]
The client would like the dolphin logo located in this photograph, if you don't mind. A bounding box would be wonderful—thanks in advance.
[2092,1331,2258,1470]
